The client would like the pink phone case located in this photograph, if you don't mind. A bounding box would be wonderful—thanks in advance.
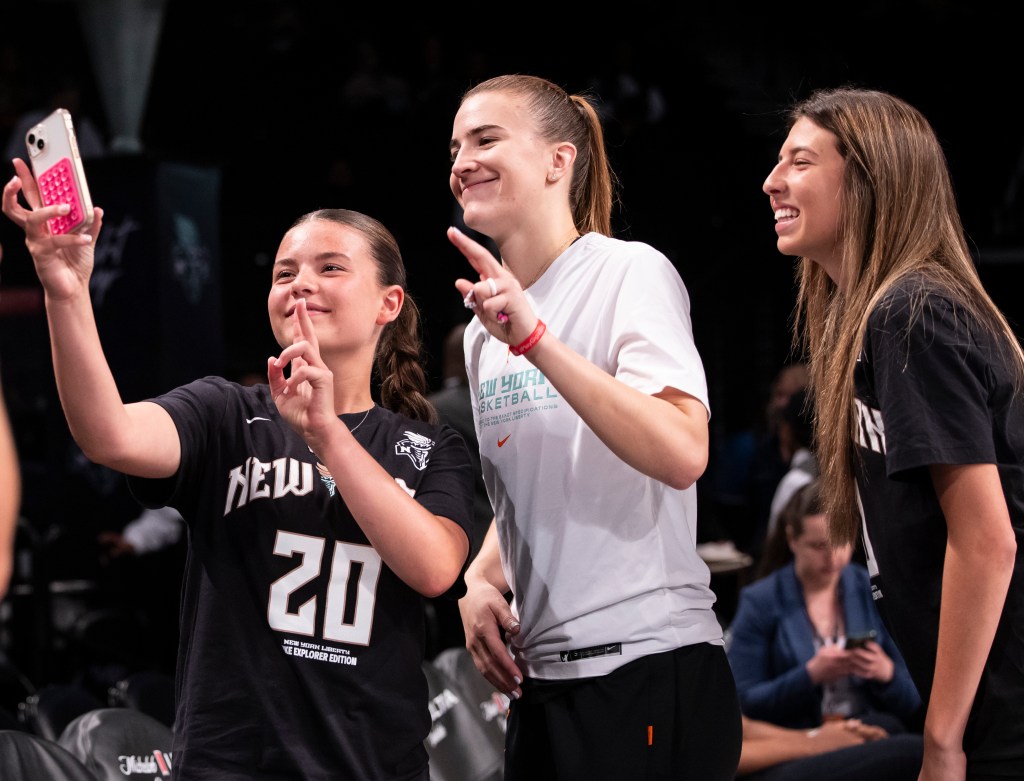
[24,108,95,235]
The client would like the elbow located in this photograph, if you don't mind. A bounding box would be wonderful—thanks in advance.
[415,538,469,599]
[418,569,461,600]
[664,469,701,491]
[660,451,708,491]
[78,439,134,473]
[76,440,117,468]
[995,532,1018,572]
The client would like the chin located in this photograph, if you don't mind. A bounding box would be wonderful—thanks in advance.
[460,202,495,235]
[776,238,803,258]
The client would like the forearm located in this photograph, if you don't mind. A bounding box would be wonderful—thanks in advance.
[738,722,821,775]
[524,330,708,489]
[926,463,1016,753]
[465,520,509,594]
[45,290,141,465]
[0,393,19,597]
[738,718,868,775]
[925,537,1013,751]
[319,422,470,597]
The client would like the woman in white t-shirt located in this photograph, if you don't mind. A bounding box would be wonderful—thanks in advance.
[447,73,741,781]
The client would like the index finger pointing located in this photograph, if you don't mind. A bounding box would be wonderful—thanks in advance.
[447,226,502,279]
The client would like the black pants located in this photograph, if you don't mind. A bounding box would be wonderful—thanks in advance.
[744,733,923,781]
[505,642,742,781]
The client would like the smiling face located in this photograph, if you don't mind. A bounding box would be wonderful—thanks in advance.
[763,117,847,284]
[267,219,399,356]
[449,90,558,241]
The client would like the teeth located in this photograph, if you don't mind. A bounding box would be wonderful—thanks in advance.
[774,208,798,220]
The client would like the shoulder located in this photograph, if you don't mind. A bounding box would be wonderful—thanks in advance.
[579,233,674,272]
[845,562,871,582]
[157,376,269,412]
[741,566,787,602]
[868,272,959,331]
[376,406,461,449]
[150,379,281,447]
[840,564,872,593]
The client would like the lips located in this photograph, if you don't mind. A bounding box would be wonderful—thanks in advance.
[286,304,330,317]
[461,176,497,197]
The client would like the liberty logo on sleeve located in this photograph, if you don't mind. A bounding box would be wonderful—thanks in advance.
[396,432,435,471]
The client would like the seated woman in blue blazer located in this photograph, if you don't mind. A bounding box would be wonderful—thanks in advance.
[727,479,921,733]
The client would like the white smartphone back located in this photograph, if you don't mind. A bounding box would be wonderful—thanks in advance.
[25,108,95,234]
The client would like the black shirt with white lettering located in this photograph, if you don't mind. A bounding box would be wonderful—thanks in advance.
[854,274,1024,776]
[129,377,476,781]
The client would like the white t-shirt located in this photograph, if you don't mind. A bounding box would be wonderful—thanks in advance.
[465,232,723,680]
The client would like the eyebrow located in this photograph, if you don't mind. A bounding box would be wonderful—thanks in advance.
[273,251,348,267]
[778,144,819,162]
[449,123,502,154]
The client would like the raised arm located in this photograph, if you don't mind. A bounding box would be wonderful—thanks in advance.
[449,226,707,489]
[2,158,180,478]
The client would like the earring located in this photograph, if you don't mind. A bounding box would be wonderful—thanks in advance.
[548,173,558,182]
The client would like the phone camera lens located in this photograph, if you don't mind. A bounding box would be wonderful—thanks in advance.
[27,133,36,145]
[36,139,45,150]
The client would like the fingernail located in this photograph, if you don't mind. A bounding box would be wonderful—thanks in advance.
[510,690,520,700]
[497,312,509,323]
[450,226,463,235]
[58,203,70,213]
[513,676,521,685]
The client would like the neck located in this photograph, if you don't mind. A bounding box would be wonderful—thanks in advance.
[323,348,376,415]
[499,224,580,289]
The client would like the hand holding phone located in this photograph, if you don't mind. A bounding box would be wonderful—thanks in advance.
[844,630,878,650]
[24,108,95,235]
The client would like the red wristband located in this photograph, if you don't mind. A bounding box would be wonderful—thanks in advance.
[509,319,546,356]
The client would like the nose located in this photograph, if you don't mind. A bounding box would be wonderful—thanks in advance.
[290,267,316,296]
[763,163,783,196]
[450,145,476,180]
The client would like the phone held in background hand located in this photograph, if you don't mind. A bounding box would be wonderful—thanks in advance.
[24,107,95,235]
[845,630,878,650]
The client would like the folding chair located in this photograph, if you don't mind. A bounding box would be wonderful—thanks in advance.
[422,660,504,781]
[19,682,105,741]
[0,728,97,780]
[58,707,174,781]
[432,646,509,743]
[108,669,175,727]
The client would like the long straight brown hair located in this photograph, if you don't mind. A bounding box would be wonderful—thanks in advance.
[788,87,1024,545]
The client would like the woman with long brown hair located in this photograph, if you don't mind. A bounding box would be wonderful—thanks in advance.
[763,86,1024,780]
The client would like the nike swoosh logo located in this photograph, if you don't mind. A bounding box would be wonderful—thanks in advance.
[246,416,271,424]
[497,435,510,447]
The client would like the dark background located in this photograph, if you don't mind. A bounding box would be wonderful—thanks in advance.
[2,1,1023,538]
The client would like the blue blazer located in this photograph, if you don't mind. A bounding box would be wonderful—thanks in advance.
[726,562,921,729]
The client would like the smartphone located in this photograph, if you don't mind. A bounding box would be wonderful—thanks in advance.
[24,108,95,235]
[845,630,878,650]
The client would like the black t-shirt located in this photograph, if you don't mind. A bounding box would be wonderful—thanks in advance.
[854,275,1024,775]
[129,377,476,781]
